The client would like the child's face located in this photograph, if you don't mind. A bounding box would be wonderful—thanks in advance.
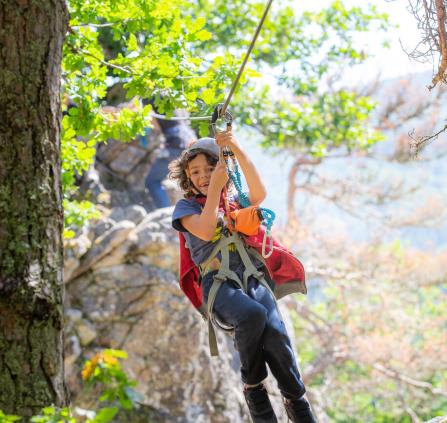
[186,153,216,195]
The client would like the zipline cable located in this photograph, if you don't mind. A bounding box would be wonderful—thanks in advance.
[206,0,275,258]
[220,0,274,117]
[150,112,212,121]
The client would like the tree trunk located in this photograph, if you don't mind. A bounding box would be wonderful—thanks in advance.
[287,156,322,224]
[0,0,68,417]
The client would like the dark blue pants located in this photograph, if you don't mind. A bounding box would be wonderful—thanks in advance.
[203,276,306,399]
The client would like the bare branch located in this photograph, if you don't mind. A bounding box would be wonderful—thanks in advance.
[78,48,135,75]
[373,363,447,397]
[287,156,322,224]
[409,122,447,156]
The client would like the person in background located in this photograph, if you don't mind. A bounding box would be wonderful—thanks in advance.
[144,98,197,208]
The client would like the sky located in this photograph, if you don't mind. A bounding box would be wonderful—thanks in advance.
[302,0,433,81]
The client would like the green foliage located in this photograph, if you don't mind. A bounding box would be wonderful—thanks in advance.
[30,407,76,423]
[63,199,101,239]
[61,0,389,228]
[81,349,142,412]
[192,0,389,150]
[237,86,384,154]
[0,410,21,422]
[189,0,389,81]
[0,350,141,423]
[62,0,244,233]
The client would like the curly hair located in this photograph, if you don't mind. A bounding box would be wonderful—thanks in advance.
[168,149,219,198]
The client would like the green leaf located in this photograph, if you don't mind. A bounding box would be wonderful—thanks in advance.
[201,88,215,105]
[195,29,212,41]
[105,349,128,359]
[127,33,139,52]
[90,406,118,423]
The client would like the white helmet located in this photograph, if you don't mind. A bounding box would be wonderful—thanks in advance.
[186,137,220,158]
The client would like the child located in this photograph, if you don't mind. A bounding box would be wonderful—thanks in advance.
[169,132,317,423]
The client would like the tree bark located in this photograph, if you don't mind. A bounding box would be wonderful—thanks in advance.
[0,0,69,417]
[430,0,447,88]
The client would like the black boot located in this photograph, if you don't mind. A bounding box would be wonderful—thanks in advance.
[243,384,278,423]
[283,395,317,423]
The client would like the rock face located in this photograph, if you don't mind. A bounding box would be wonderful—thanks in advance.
[64,204,298,422]
[89,132,182,210]
[64,136,295,421]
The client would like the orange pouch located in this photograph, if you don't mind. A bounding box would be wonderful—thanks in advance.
[230,206,262,236]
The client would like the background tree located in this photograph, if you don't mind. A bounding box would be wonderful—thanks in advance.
[407,0,447,89]
[294,238,447,422]
[285,193,447,421]
[187,0,388,222]
[0,0,396,418]
[62,0,389,232]
[272,136,447,421]
[0,0,69,416]
[405,0,447,150]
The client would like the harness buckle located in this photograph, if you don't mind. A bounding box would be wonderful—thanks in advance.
[254,270,264,280]
[213,274,227,283]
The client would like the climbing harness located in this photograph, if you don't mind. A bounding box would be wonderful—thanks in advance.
[199,231,278,356]
[178,195,307,357]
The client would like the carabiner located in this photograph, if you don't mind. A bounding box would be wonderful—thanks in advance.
[261,229,274,259]
[211,103,233,135]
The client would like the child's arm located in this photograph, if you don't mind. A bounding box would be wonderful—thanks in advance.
[180,162,228,241]
[216,130,267,206]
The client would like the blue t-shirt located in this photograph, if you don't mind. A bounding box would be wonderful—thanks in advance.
[172,195,265,281]
[172,195,271,305]
[172,197,227,265]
